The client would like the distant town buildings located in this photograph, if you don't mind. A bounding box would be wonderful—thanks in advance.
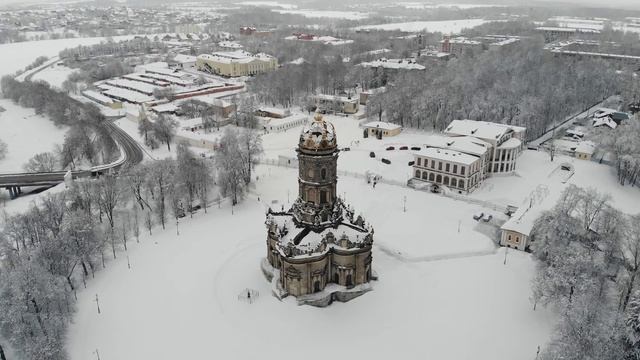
[440,35,521,56]
[196,50,278,77]
[359,58,426,71]
[286,33,354,45]
[548,40,640,64]
[239,26,273,36]
[536,27,600,42]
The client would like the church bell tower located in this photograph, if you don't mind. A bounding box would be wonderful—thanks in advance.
[294,112,339,225]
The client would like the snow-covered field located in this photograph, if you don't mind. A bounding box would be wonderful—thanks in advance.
[0,36,137,80]
[67,164,554,360]
[354,19,494,33]
[0,99,68,172]
[238,0,297,8]
[31,62,76,89]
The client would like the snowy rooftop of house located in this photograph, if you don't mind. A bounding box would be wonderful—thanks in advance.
[257,106,290,116]
[82,90,114,104]
[100,86,154,103]
[104,78,158,95]
[536,26,578,32]
[151,103,179,113]
[592,117,618,129]
[138,72,194,86]
[315,94,357,103]
[209,98,233,108]
[198,50,274,64]
[218,41,243,48]
[501,205,537,236]
[362,121,401,131]
[414,147,479,165]
[489,38,520,46]
[359,58,426,70]
[137,61,169,70]
[363,48,391,55]
[422,134,491,156]
[498,137,522,149]
[123,73,171,87]
[442,36,482,45]
[444,120,526,142]
[574,141,596,155]
[173,54,197,63]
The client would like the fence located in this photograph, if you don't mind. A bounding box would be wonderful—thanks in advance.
[258,158,407,188]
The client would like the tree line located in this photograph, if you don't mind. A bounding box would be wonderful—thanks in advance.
[0,126,263,359]
[531,185,640,359]
[1,76,118,171]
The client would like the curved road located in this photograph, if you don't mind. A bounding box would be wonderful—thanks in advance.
[0,119,143,196]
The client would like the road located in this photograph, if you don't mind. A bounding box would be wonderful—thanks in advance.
[528,100,605,148]
[0,119,144,194]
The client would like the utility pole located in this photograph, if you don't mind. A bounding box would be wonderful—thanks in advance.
[504,247,508,265]
[94,349,101,360]
[95,294,101,314]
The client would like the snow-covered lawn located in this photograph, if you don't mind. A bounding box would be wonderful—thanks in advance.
[469,150,640,215]
[353,19,494,33]
[0,99,68,172]
[31,62,76,89]
[67,165,554,360]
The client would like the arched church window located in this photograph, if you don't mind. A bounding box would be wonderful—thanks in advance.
[320,190,328,204]
[321,168,327,180]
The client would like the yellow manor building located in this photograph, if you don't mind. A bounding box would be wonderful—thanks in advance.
[196,50,278,77]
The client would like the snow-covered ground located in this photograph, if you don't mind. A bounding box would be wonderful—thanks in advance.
[0,35,138,80]
[67,164,554,360]
[354,19,494,33]
[0,99,68,172]
[30,62,76,89]
[238,0,297,8]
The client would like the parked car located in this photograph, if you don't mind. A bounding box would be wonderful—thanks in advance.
[482,214,493,222]
[473,212,484,221]
[381,158,391,164]
[408,161,415,166]
[399,146,408,150]
[411,146,421,151]
[369,152,375,158]
[386,146,395,151]
[342,147,351,151]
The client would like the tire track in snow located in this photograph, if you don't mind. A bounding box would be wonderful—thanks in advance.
[376,243,498,263]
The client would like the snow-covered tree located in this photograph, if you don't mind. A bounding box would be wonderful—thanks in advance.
[23,152,57,172]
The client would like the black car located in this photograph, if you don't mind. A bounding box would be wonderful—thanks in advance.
[369,151,375,158]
